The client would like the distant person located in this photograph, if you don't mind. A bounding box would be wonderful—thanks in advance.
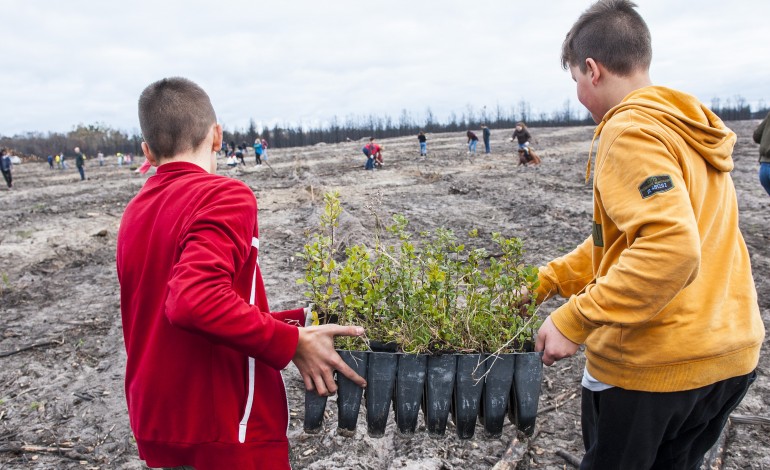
[261,138,269,161]
[47,154,54,169]
[512,122,532,157]
[235,144,246,165]
[466,130,478,156]
[117,152,124,167]
[533,2,762,469]
[481,125,491,154]
[374,145,384,168]
[513,122,541,166]
[253,138,263,165]
[228,141,236,159]
[0,149,12,189]
[97,151,105,167]
[418,131,427,156]
[60,152,68,169]
[362,140,375,170]
[117,77,366,470]
[363,137,382,170]
[241,142,250,164]
[74,147,86,181]
[752,110,770,196]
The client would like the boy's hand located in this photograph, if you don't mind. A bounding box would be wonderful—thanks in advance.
[293,325,367,396]
[535,315,579,366]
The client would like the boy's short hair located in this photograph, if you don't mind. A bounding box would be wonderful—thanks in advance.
[561,0,651,76]
[138,77,217,159]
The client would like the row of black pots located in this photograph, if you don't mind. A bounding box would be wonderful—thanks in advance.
[304,350,543,439]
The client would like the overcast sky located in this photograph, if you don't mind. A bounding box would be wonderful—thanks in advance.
[1,0,768,136]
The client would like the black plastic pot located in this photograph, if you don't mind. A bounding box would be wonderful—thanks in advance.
[394,353,427,435]
[452,353,486,439]
[336,350,368,435]
[509,352,544,436]
[303,389,328,433]
[424,354,457,437]
[365,352,397,437]
[304,349,544,438]
[369,341,398,353]
[481,353,515,438]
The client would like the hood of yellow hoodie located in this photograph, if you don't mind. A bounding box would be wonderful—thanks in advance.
[598,86,736,173]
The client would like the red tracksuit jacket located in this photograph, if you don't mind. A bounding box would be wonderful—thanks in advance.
[116,161,304,469]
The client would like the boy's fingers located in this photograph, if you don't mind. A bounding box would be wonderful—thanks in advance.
[303,375,315,393]
[535,331,555,366]
[321,369,338,395]
[541,351,555,367]
[535,331,545,353]
[325,325,365,338]
[335,360,367,388]
[312,375,329,397]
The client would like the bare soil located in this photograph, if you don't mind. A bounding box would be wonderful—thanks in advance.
[1,121,767,469]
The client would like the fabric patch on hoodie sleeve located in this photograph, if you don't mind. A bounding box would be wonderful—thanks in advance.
[638,175,674,199]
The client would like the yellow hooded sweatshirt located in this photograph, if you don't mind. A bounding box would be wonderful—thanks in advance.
[536,86,764,392]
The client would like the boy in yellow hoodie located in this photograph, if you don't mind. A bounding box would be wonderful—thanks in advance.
[534,1,764,468]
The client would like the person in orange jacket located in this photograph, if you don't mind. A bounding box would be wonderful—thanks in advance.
[533,1,763,468]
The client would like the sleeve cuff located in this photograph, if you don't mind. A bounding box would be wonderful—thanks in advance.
[256,320,299,370]
[271,308,306,326]
[549,299,597,345]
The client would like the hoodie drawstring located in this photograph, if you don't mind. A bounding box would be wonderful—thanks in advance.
[586,121,605,184]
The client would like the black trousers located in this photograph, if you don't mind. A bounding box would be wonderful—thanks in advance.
[581,371,755,470]
[1,169,11,188]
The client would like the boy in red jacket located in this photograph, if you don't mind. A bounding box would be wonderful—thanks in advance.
[117,77,366,470]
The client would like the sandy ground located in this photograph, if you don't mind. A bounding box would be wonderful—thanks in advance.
[0,121,767,469]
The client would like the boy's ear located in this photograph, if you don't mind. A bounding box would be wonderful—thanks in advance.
[585,58,601,86]
[142,142,160,166]
[211,124,223,152]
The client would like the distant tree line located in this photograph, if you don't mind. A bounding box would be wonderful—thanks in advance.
[0,123,142,160]
[2,98,768,159]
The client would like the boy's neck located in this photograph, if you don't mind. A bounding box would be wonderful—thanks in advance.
[604,69,653,110]
[158,151,215,174]
[143,123,222,175]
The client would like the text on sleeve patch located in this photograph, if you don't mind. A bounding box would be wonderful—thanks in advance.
[638,175,674,199]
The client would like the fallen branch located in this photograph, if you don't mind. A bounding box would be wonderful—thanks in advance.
[730,414,770,426]
[0,443,94,462]
[538,392,578,414]
[555,449,581,468]
[491,435,528,470]
[0,339,63,358]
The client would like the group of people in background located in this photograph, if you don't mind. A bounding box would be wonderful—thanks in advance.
[224,138,269,167]
[44,148,90,179]
[466,125,492,156]
[408,123,539,166]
